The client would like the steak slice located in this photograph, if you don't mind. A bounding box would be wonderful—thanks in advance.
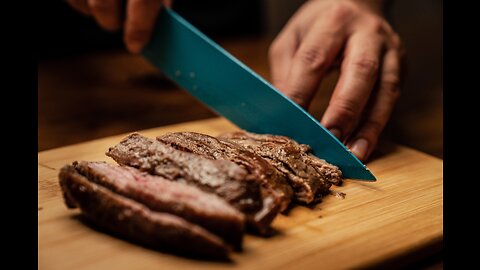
[106,133,275,234]
[219,131,343,204]
[73,161,244,249]
[157,132,293,213]
[59,165,229,259]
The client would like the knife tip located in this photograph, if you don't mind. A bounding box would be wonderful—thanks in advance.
[343,166,377,181]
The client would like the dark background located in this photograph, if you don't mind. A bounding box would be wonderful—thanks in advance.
[38,0,264,59]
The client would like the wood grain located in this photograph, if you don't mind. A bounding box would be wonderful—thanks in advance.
[38,117,443,270]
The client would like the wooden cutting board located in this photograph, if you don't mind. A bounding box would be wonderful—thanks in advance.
[38,117,443,270]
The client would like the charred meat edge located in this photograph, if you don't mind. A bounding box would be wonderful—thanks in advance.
[106,133,275,235]
[74,161,245,249]
[59,165,229,259]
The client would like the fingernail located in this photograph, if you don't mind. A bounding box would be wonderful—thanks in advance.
[329,128,342,139]
[350,138,369,161]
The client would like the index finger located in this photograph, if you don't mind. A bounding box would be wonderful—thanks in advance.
[124,0,171,53]
[320,32,384,141]
[280,16,348,109]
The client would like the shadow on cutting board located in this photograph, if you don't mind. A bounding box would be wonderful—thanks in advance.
[364,239,443,270]
[366,141,400,164]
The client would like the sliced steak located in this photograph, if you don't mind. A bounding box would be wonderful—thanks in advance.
[106,133,275,234]
[73,161,244,249]
[157,132,293,213]
[219,131,343,204]
[58,165,229,259]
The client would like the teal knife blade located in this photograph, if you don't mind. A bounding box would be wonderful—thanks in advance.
[142,8,375,181]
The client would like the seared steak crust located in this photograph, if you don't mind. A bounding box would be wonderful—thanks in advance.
[106,133,276,234]
[106,133,262,214]
[157,132,293,212]
[73,161,245,249]
[58,165,229,258]
[219,131,343,204]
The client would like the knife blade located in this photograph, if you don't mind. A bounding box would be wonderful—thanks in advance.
[142,8,376,181]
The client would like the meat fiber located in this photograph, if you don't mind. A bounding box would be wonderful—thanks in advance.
[106,133,277,234]
[157,132,293,213]
[219,131,343,204]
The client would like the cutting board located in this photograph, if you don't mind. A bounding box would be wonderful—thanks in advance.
[38,117,443,270]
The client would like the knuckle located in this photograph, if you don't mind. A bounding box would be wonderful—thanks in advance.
[284,90,310,108]
[381,74,401,98]
[329,2,355,21]
[350,57,379,77]
[296,46,328,72]
[330,99,359,123]
[382,73,400,88]
[369,19,385,34]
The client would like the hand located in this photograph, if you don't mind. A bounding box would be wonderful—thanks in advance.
[66,0,173,53]
[269,0,404,161]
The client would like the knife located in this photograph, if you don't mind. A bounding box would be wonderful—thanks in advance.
[142,8,376,181]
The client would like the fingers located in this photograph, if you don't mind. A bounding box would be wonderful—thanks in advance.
[87,0,122,31]
[268,0,325,90]
[320,32,384,141]
[124,0,164,54]
[66,0,91,16]
[280,19,347,109]
[347,49,401,161]
[268,27,298,92]
[67,0,171,54]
